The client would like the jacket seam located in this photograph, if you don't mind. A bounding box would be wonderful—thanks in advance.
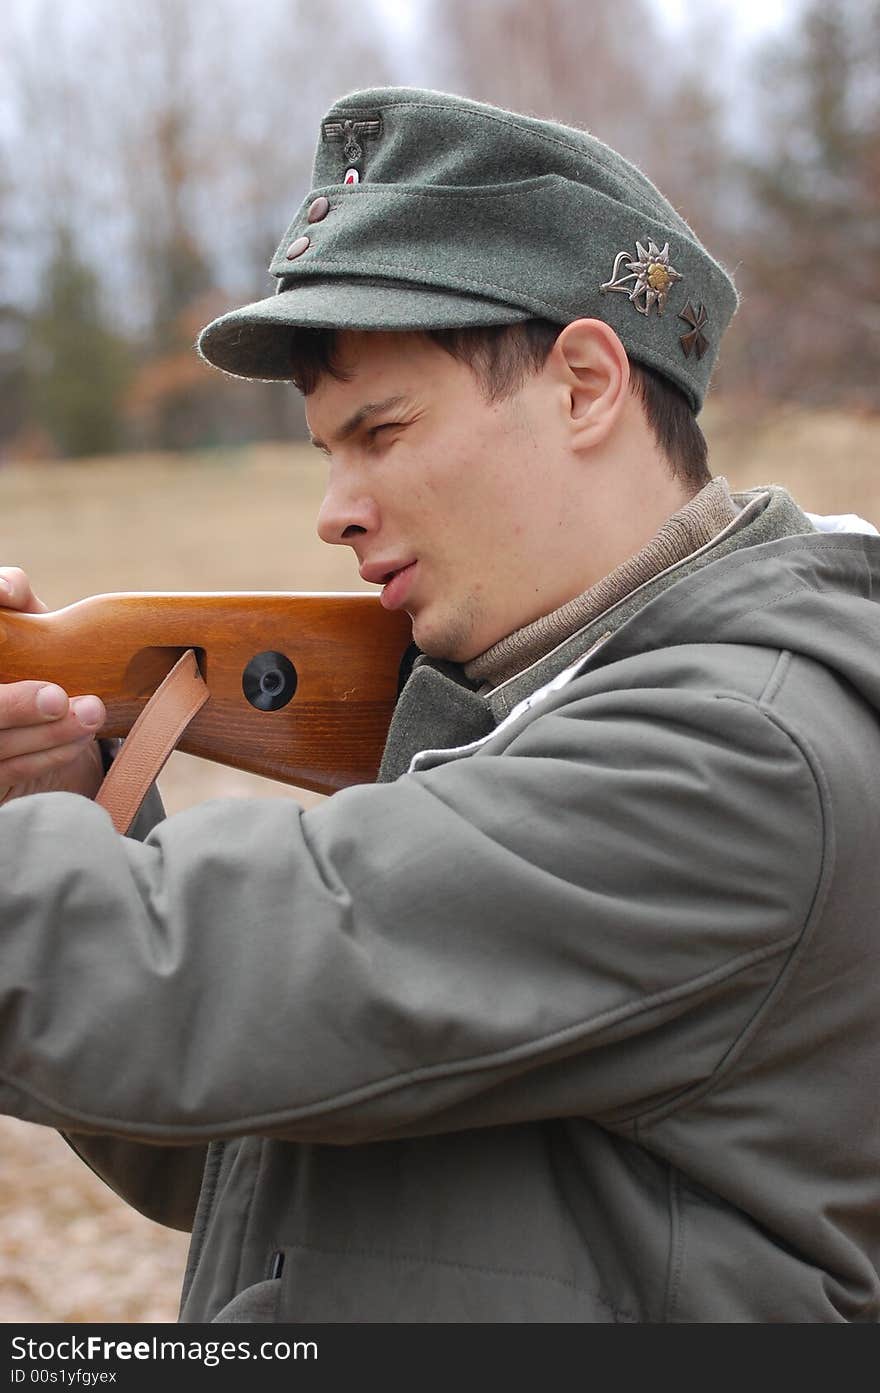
[0,936,796,1140]
[232,1138,266,1300]
[758,649,792,706]
[275,1240,639,1321]
[663,1163,685,1322]
[715,585,811,630]
[624,693,831,1130]
[619,536,870,647]
[179,1139,224,1311]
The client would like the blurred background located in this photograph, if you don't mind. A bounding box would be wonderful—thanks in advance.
[0,0,878,1324]
[1,0,878,460]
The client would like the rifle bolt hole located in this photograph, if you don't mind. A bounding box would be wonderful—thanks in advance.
[242,651,298,711]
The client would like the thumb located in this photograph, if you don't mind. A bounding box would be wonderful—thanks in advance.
[0,567,49,614]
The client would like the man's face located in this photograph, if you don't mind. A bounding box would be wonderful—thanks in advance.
[308,329,576,663]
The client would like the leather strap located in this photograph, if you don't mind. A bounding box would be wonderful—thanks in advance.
[96,648,209,835]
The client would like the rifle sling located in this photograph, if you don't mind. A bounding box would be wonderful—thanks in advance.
[95,648,209,835]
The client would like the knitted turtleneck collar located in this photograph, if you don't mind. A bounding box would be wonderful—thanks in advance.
[464,475,739,690]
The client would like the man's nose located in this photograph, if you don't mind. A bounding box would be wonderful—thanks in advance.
[316,475,380,546]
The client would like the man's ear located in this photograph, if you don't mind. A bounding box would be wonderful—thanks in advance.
[551,319,630,450]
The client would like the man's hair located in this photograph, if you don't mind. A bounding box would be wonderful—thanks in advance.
[290,321,710,490]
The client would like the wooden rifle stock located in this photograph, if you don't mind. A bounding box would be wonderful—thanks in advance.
[0,593,414,795]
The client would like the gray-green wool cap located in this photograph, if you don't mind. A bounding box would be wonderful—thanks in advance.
[197,87,739,412]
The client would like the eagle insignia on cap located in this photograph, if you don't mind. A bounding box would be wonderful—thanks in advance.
[322,116,382,167]
[601,240,683,316]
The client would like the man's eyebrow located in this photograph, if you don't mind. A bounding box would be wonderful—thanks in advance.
[309,395,410,452]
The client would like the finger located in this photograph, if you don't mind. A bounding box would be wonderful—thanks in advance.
[0,566,49,614]
[0,706,104,763]
[69,695,106,730]
[0,682,105,731]
[0,737,99,790]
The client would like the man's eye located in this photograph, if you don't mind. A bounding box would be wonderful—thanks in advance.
[368,422,403,444]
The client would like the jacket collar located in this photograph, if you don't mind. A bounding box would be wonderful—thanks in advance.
[379,485,813,780]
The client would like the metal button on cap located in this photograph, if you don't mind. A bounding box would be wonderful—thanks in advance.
[307,196,330,224]
[285,235,311,260]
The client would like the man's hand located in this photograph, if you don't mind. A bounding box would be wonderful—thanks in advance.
[0,566,106,805]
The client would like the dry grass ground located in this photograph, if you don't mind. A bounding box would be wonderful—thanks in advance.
[1,402,878,1323]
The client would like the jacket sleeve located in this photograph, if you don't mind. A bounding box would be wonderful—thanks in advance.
[0,682,825,1146]
[61,778,207,1230]
[60,1133,206,1232]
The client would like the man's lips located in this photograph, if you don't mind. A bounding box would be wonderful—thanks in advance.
[359,559,417,585]
[379,561,418,611]
[358,558,419,610]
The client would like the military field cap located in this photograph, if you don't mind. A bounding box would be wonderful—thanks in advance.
[197,86,739,412]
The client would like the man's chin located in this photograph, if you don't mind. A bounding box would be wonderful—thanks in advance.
[410,614,478,666]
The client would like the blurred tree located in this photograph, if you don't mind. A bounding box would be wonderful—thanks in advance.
[0,152,27,455]
[0,301,27,456]
[415,0,745,401]
[733,0,880,408]
[5,0,872,448]
[422,0,669,164]
[0,0,393,458]
[22,227,133,458]
[78,0,395,449]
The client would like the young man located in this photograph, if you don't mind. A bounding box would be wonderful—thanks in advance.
[1,88,878,1323]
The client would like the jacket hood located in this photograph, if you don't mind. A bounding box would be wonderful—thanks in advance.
[600,503,880,718]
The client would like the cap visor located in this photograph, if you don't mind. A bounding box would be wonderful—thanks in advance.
[197,277,532,380]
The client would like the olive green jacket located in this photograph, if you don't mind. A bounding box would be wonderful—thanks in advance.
[1,488,878,1321]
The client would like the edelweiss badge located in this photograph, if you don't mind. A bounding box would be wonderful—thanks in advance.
[600,240,683,316]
